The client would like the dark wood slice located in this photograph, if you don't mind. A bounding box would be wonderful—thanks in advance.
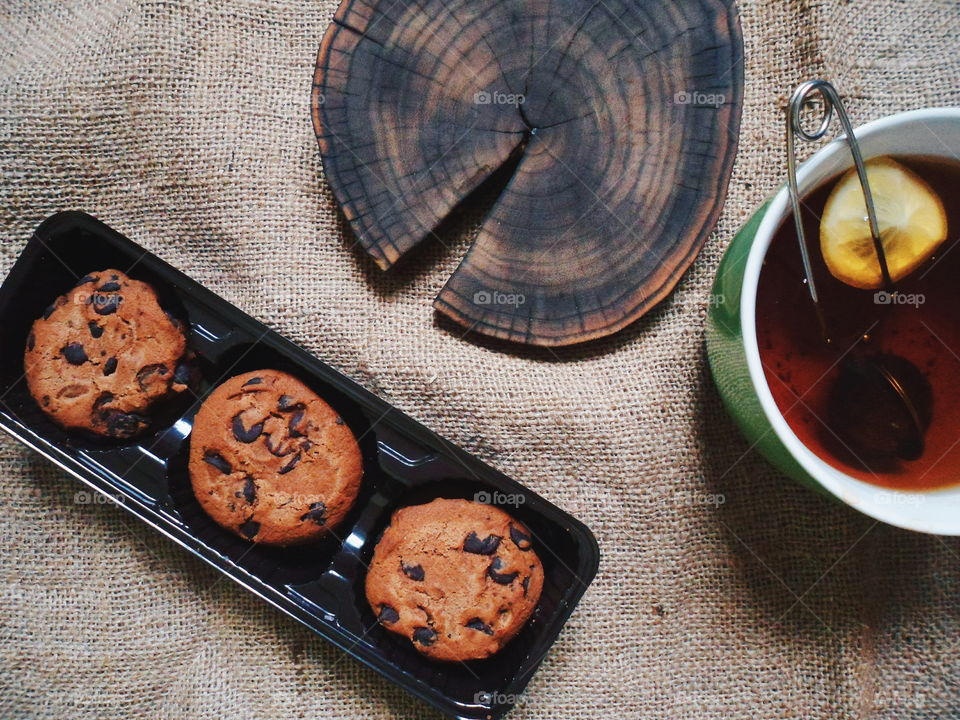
[314,0,743,346]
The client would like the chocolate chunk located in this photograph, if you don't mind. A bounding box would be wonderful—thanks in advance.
[104,411,145,438]
[59,384,88,399]
[42,303,56,319]
[173,362,191,386]
[97,282,121,292]
[522,576,531,595]
[238,519,260,539]
[463,532,501,555]
[288,410,306,437]
[88,321,104,338]
[91,293,121,315]
[488,557,518,585]
[378,604,400,624]
[465,618,494,635]
[75,274,97,286]
[412,627,437,646]
[61,343,88,365]
[265,434,294,457]
[402,563,425,581]
[278,451,301,474]
[102,357,118,376]
[277,394,300,411]
[231,413,264,443]
[509,525,532,551]
[242,377,263,387]
[26,333,35,351]
[136,363,168,391]
[94,392,114,410]
[202,450,232,474]
[299,501,327,525]
[240,476,257,504]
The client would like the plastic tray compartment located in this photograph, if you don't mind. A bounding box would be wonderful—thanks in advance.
[0,212,600,720]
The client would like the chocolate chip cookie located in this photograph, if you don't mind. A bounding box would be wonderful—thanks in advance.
[189,369,363,546]
[24,269,190,438]
[366,498,544,662]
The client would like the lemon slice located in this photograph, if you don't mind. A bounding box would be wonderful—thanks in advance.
[819,156,948,289]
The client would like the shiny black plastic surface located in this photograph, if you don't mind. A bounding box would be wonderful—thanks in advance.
[0,212,600,720]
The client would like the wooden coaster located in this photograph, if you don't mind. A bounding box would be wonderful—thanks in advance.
[313,0,744,346]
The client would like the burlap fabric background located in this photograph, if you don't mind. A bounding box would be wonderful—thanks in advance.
[1,1,959,717]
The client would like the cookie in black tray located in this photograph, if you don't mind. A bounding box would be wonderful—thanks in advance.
[0,211,600,720]
[189,369,363,546]
[366,497,545,662]
[23,268,190,439]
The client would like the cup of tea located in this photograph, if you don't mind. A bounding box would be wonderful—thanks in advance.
[707,106,960,534]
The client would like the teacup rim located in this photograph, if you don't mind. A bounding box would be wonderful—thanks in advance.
[740,106,960,534]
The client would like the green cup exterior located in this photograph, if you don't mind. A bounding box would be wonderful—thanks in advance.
[705,200,828,496]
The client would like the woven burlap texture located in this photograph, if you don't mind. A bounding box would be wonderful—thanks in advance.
[1,1,959,718]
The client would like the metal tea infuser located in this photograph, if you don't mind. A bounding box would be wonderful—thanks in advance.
[784,79,931,462]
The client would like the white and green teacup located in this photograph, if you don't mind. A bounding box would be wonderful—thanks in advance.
[706,107,960,535]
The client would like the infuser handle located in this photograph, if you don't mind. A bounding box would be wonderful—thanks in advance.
[785,79,892,344]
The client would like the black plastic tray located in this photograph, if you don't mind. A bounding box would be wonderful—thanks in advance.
[0,211,599,720]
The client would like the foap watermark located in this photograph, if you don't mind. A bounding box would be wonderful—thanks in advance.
[74,489,125,506]
[474,490,526,508]
[473,289,526,307]
[677,291,725,308]
[674,90,726,108]
[661,489,726,508]
[474,690,527,706]
[874,688,928,710]
[874,290,925,307]
[705,292,725,308]
[673,688,724,710]
[75,290,124,313]
[1,582,32,602]
[473,90,525,106]
[874,490,925,508]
